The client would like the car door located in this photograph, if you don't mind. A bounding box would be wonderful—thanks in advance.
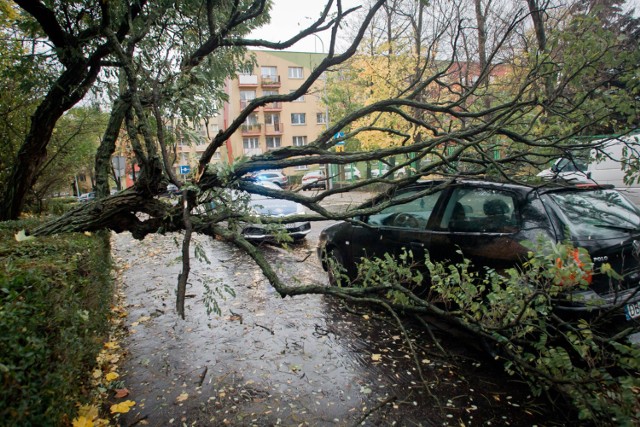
[349,187,444,268]
[428,185,526,270]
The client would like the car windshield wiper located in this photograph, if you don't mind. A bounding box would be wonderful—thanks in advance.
[593,224,640,233]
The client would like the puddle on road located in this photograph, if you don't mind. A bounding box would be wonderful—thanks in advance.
[112,232,566,426]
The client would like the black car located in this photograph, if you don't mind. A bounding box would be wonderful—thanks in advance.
[318,179,640,318]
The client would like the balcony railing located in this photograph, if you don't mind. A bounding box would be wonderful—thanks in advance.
[241,123,262,135]
[265,122,284,135]
[262,101,282,111]
[238,74,258,86]
[243,148,262,157]
[261,75,281,87]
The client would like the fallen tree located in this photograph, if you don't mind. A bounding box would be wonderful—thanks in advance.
[3,0,640,424]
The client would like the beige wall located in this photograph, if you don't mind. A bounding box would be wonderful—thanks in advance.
[173,114,228,180]
[225,50,328,177]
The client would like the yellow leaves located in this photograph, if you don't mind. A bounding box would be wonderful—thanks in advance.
[104,341,120,350]
[371,354,382,362]
[110,400,136,414]
[176,392,189,402]
[72,416,94,427]
[105,372,119,382]
[72,405,108,427]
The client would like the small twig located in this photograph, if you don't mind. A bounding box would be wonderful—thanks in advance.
[197,366,208,387]
[229,309,243,324]
[255,323,275,335]
[351,395,397,426]
[296,252,312,262]
[413,314,448,356]
[127,414,149,427]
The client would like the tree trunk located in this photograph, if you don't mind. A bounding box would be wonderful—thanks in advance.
[95,97,129,198]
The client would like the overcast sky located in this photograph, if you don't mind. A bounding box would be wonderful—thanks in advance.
[250,0,361,53]
[250,0,640,53]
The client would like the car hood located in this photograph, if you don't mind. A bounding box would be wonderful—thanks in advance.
[250,196,302,216]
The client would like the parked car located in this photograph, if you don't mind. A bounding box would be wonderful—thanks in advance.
[242,181,310,241]
[343,166,362,180]
[77,192,96,202]
[587,135,640,205]
[253,170,289,188]
[301,170,327,190]
[537,157,590,183]
[371,165,407,178]
[317,179,640,321]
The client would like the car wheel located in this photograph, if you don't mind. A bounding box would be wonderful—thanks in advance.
[325,247,349,286]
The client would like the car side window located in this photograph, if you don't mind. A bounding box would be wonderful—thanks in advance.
[440,187,519,233]
[368,190,442,229]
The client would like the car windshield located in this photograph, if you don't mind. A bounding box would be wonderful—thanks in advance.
[544,189,640,239]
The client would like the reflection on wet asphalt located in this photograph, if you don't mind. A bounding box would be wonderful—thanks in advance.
[113,232,558,426]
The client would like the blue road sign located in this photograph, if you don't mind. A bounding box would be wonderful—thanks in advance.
[179,165,191,174]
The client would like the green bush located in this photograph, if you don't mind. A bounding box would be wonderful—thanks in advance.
[44,197,79,215]
[0,219,113,426]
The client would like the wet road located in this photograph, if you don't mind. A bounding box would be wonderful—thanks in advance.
[112,193,565,426]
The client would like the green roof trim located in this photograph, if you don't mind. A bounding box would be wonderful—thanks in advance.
[253,50,327,70]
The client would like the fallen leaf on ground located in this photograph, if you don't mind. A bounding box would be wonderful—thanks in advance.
[114,388,130,398]
[110,400,136,414]
[105,372,119,382]
[176,392,189,402]
[371,354,382,362]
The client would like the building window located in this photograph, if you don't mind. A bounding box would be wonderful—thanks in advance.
[212,152,222,160]
[291,113,306,125]
[293,136,307,147]
[263,89,278,96]
[290,90,305,102]
[243,137,260,149]
[266,136,281,150]
[288,67,304,79]
[316,112,327,124]
[261,66,277,78]
[240,90,256,108]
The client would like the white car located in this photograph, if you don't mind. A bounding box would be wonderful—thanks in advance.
[537,158,590,183]
[253,170,289,187]
[371,165,407,178]
[343,166,361,180]
[301,170,327,190]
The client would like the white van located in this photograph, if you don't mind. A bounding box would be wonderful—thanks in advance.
[587,134,640,204]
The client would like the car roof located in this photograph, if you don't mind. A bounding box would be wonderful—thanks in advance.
[381,179,616,200]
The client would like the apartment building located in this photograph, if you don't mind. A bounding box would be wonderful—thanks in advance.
[223,50,328,175]
[173,116,227,179]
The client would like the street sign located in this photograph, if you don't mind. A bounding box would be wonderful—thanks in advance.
[334,131,345,142]
[335,145,344,152]
[179,165,191,174]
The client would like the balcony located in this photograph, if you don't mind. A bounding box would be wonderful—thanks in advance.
[238,74,258,87]
[263,101,282,111]
[244,148,263,157]
[241,123,262,135]
[265,122,284,135]
[261,75,281,88]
